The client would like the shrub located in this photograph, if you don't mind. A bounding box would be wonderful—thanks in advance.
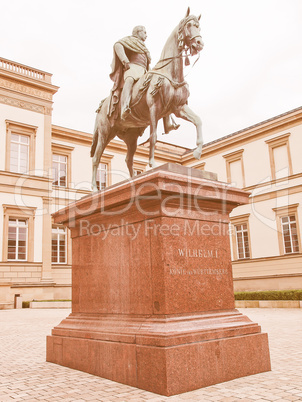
[234,289,302,300]
[33,299,71,302]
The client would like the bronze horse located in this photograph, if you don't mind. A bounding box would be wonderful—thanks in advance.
[91,8,204,191]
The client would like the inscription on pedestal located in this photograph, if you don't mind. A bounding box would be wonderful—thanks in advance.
[169,248,228,276]
[177,248,219,258]
[169,268,228,275]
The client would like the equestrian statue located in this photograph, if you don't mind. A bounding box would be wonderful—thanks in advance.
[91,7,204,191]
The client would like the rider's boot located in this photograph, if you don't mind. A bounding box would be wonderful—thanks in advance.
[163,115,180,134]
[121,77,134,120]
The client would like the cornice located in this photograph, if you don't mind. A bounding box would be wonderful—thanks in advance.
[182,107,302,163]
[0,76,56,104]
[0,262,42,267]
[0,170,51,183]
[6,119,38,132]
[0,69,59,95]
[232,252,302,266]
[0,93,49,114]
[0,170,51,197]
[248,184,302,203]
[52,125,93,146]
[244,172,302,191]
[272,203,300,213]
[223,149,244,159]
[51,125,181,162]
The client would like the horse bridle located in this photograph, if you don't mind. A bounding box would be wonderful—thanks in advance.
[154,17,201,70]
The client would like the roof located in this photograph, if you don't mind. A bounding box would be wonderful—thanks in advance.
[140,139,190,156]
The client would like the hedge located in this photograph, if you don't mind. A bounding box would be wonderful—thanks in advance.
[234,289,302,301]
[22,299,71,308]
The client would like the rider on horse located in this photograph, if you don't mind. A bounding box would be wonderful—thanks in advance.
[91,9,204,190]
[108,25,180,134]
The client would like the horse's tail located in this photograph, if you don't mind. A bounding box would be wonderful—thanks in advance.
[90,99,105,157]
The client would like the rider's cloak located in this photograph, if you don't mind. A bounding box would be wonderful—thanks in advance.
[108,36,151,120]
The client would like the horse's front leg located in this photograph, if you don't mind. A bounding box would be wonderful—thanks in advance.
[149,104,159,167]
[91,122,114,192]
[174,104,203,159]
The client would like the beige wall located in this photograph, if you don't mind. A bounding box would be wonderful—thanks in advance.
[0,103,45,172]
[290,125,302,173]
[0,193,44,262]
[189,152,227,182]
[1,56,301,302]
[185,111,302,291]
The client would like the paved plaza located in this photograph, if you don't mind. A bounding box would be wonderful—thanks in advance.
[0,308,302,401]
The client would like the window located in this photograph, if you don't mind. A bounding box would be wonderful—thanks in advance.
[52,226,67,264]
[266,133,293,180]
[5,120,37,174]
[235,223,250,259]
[7,218,28,260]
[281,216,299,254]
[273,204,301,255]
[273,203,300,255]
[223,149,245,188]
[94,153,113,188]
[2,205,36,262]
[10,134,29,173]
[52,154,67,187]
[230,213,251,260]
[133,160,147,176]
[273,146,289,179]
[229,160,244,188]
[97,163,108,190]
[192,162,205,171]
[51,143,74,188]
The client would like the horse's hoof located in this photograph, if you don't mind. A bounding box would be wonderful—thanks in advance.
[193,147,202,160]
[149,160,157,169]
[164,123,180,134]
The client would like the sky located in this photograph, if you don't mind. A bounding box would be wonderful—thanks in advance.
[1,0,302,149]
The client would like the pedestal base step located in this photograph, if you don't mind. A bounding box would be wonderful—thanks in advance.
[47,311,271,396]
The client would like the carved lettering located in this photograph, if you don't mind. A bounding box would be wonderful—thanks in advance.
[169,268,228,275]
[177,248,219,258]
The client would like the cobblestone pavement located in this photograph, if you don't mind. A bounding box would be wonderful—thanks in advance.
[0,308,302,401]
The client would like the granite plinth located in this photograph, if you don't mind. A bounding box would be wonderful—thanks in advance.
[47,164,271,396]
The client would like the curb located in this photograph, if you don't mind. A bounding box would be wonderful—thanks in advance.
[30,301,71,309]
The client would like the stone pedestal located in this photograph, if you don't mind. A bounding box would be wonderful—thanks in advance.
[47,164,270,396]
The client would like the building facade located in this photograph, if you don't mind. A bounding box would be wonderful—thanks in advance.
[0,57,301,307]
[183,108,302,292]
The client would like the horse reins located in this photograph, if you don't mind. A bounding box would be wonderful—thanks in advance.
[152,50,200,76]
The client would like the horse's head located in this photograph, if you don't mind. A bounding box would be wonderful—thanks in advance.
[178,7,204,56]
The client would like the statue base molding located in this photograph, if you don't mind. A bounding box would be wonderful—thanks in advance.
[47,164,271,396]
